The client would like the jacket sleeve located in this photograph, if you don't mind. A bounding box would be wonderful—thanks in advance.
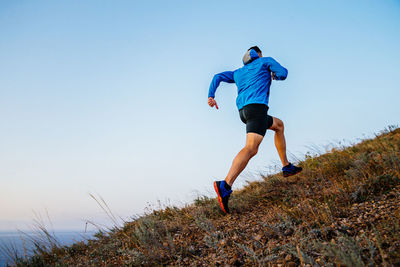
[266,57,288,80]
[208,71,235,98]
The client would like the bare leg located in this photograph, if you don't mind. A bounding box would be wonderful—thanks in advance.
[225,133,263,186]
[269,117,289,167]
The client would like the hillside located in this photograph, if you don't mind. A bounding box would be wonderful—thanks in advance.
[9,127,400,266]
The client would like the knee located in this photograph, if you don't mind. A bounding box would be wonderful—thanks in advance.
[279,121,285,132]
[275,119,285,133]
[244,146,258,157]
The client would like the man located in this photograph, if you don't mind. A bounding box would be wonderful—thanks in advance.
[208,46,302,214]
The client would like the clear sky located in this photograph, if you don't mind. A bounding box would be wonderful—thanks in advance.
[1,0,399,231]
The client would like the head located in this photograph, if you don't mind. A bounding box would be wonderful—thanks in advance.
[242,46,262,65]
[248,46,262,57]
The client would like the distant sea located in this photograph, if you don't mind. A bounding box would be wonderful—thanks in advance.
[0,231,94,267]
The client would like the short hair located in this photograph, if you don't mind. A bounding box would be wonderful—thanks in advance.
[248,46,262,54]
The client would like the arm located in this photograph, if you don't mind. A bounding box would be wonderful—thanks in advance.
[265,57,288,80]
[208,71,235,98]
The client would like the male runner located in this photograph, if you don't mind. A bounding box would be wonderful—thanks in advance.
[208,46,302,214]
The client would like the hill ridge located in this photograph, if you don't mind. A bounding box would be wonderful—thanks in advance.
[9,127,400,266]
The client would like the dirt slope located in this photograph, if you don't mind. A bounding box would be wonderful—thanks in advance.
[12,127,400,266]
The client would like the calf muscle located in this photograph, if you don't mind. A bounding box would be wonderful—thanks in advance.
[225,133,263,186]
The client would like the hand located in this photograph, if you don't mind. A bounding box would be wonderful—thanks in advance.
[271,72,276,80]
[208,97,219,109]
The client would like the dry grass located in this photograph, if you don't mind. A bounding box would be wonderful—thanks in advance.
[4,126,400,266]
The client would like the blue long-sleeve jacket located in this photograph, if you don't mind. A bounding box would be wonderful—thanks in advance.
[208,50,288,110]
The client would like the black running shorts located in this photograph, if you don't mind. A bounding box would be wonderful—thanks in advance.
[239,104,274,137]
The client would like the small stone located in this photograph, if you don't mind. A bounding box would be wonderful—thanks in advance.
[285,254,293,261]
[254,234,263,241]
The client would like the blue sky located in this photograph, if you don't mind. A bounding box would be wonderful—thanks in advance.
[1,0,399,230]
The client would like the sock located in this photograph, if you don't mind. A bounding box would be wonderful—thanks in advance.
[223,181,232,191]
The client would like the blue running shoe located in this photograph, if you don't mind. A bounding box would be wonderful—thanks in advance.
[282,163,302,177]
[213,180,232,214]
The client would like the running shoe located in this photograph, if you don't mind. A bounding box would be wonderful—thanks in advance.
[213,180,232,214]
[282,163,302,177]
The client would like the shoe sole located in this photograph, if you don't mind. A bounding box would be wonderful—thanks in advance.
[283,169,302,177]
[213,181,228,214]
